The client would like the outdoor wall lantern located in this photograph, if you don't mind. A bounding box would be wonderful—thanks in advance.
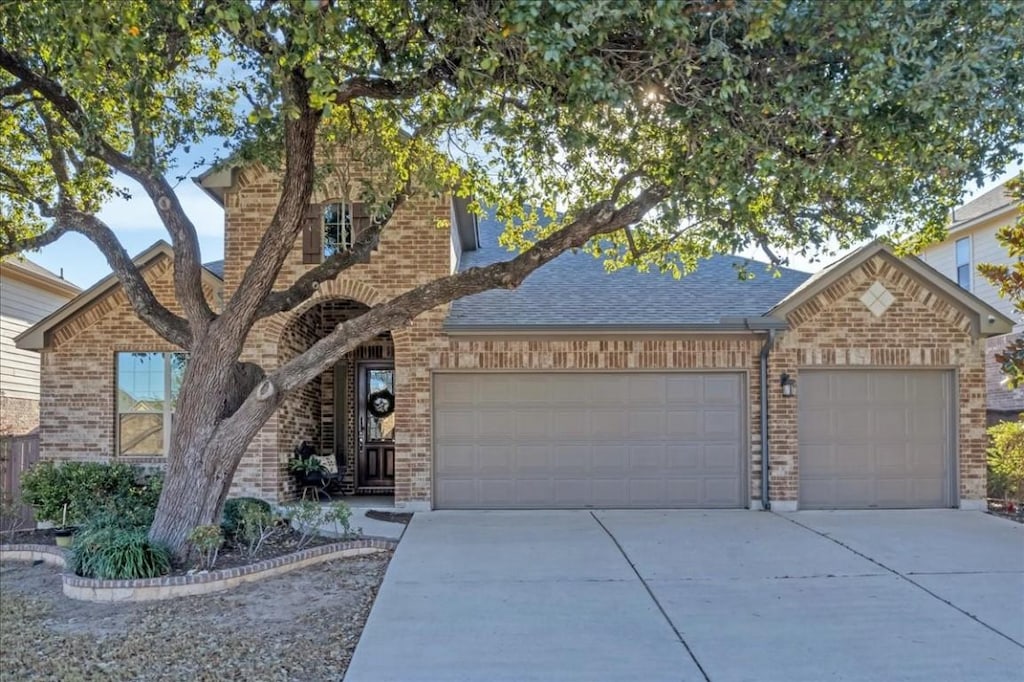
[780,373,797,397]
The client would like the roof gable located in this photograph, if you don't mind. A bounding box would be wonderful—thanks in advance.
[15,242,223,351]
[769,241,1013,338]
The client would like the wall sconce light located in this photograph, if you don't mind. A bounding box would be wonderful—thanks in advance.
[780,373,797,397]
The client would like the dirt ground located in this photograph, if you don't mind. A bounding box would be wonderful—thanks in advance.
[0,552,391,681]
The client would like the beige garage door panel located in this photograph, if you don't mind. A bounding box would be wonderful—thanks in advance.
[434,372,745,509]
[799,370,952,509]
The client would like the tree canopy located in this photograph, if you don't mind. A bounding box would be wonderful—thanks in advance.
[4,0,1023,275]
[2,0,1024,554]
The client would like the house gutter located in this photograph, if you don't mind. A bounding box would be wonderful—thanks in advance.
[443,319,789,335]
[757,328,775,511]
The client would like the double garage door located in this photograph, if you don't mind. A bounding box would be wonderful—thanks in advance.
[433,372,746,509]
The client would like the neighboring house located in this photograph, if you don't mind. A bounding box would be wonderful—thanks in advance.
[15,151,1014,513]
[0,258,79,435]
[918,181,1023,423]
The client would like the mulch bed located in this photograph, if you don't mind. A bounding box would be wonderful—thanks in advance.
[0,552,391,681]
[1,526,357,576]
[0,527,59,546]
[365,510,413,525]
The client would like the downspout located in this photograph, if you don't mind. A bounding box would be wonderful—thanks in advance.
[759,330,775,510]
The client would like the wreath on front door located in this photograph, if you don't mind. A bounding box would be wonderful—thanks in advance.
[366,388,395,418]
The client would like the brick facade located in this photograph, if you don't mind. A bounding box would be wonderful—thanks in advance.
[0,395,39,436]
[769,254,987,506]
[32,148,990,511]
[37,259,214,467]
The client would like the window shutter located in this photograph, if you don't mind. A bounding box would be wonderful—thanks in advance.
[302,203,323,264]
[350,202,371,245]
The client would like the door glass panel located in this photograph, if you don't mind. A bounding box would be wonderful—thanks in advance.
[366,368,395,442]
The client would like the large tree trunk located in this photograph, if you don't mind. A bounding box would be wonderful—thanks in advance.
[148,349,265,558]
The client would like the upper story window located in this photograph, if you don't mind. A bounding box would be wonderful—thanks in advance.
[116,352,187,456]
[302,201,372,264]
[323,202,353,257]
[955,236,971,290]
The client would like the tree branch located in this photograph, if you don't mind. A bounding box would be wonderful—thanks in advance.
[0,224,69,256]
[333,59,459,104]
[255,185,411,319]
[219,182,668,440]
[0,47,213,329]
[49,208,191,347]
[216,72,321,342]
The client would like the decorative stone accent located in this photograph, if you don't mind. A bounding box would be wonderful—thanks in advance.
[858,280,895,317]
[0,539,395,603]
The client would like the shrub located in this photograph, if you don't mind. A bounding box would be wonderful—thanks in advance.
[282,500,358,549]
[221,497,272,537]
[20,461,162,528]
[187,524,223,571]
[69,523,171,579]
[235,500,280,558]
[0,491,30,536]
[324,501,355,539]
[988,418,1024,502]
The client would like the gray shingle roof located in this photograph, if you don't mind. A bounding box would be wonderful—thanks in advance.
[952,181,1016,227]
[203,260,224,278]
[446,214,810,329]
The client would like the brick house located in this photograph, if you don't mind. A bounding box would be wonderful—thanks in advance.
[15,151,1014,512]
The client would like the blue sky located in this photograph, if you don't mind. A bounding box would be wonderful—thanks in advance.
[21,145,1023,290]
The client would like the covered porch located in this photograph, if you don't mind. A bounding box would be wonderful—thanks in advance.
[276,298,398,501]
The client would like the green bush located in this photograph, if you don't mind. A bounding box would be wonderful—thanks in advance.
[187,524,223,571]
[281,500,357,549]
[69,523,172,579]
[988,418,1024,502]
[221,497,272,537]
[20,461,162,528]
[235,500,281,558]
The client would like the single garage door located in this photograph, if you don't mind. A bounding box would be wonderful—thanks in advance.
[798,370,954,509]
[433,372,745,509]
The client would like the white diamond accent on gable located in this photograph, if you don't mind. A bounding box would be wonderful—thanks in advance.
[859,281,895,317]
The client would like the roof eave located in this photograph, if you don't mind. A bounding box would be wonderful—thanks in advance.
[193,166,235,207]
[442,318,788,335]
[0,261,81,297]
[947,202,1019,236]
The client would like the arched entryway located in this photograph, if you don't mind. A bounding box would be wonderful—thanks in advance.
[277,298,396,497]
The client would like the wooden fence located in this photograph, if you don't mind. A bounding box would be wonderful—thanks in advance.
[1,432,39,533]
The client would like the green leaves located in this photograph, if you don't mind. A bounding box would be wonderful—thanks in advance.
[2,0,1023,274]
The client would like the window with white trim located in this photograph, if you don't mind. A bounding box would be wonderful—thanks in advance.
[955,236,971,290]
[301,201,373,264]
[116,352,187,456]
[323,202,353,257]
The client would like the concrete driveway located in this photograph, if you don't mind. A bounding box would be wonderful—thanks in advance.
[345,510,1024,682]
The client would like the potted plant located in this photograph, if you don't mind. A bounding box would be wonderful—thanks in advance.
[288,450,327,486]
[54,503,74,548]
[289,455,326,477]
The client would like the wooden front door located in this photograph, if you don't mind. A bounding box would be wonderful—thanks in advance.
[358,363,395,489]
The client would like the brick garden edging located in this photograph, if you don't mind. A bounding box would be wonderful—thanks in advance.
[0,538,396,603]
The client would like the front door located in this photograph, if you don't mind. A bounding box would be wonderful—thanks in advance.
[358,363,396,489]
